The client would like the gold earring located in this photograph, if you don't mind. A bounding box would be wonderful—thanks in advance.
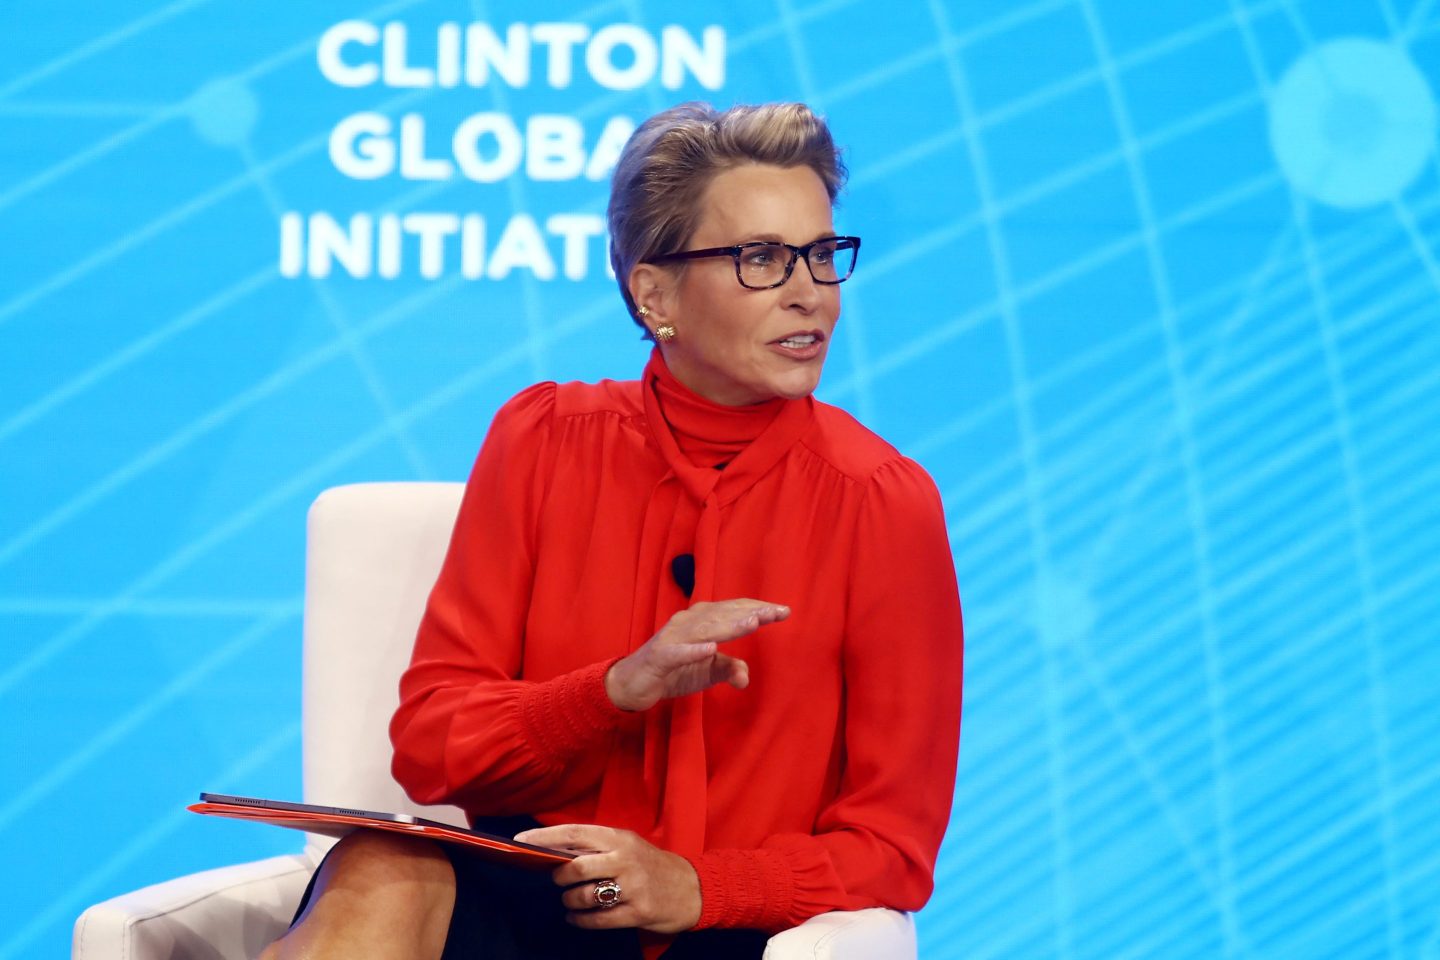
[654,323,676,342]
[637,305,650,319]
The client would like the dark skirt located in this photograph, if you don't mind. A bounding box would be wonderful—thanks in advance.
[290,815,767,960]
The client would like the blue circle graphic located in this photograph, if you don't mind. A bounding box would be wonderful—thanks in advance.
[187,76,260,147]
[1268,38,1437,209]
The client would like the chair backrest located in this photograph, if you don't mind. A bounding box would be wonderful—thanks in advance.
[300,482,467,855]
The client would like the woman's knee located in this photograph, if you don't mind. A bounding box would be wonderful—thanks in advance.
[265,832,457,959]
[302,831,456,921]
[325,831,452,884]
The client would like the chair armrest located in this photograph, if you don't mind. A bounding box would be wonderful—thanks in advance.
[71,850,910,960]
[763,908,917,960]
[72,853,314,960]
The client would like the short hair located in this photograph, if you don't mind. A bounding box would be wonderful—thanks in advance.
[607,102,848,330]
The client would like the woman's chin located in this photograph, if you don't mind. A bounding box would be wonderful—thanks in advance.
[768,369,824,401]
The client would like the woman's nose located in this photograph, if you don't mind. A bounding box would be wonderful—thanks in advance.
[783,258,824,309]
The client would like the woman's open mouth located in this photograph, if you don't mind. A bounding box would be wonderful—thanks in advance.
[770,330,826,360]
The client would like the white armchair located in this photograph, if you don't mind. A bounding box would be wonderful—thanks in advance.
[72,483,916,960]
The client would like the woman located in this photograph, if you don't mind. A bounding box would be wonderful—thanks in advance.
[263,101,963,960]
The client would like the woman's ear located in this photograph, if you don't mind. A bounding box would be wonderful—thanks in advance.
[627,263,677,328]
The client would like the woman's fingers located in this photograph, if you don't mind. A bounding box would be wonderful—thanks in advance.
[695,597,790,623]
[605,599,789,710]
[668,599,789,646]
[713,653,749,690]
[651,640,718,668]
[549,850,621,888]
[531,829,638,914]
[558,870,626,912]
[512,823,612,853]
[534,828,702,934]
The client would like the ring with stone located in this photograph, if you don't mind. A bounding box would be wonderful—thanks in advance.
[593,878,623,909]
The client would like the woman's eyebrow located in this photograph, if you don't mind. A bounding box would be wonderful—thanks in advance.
[735,231,837,244]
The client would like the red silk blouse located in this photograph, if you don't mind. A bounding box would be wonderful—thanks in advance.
[390,351,963,935]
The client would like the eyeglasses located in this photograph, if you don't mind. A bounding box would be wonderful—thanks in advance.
[645,236,861,290]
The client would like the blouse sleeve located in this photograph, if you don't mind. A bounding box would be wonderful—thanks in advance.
[687,457,964,932]
[389,382,630,814]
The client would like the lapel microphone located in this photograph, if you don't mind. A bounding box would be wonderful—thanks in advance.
[671,553,696,598]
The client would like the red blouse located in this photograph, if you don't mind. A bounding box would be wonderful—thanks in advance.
[391,351,963,935]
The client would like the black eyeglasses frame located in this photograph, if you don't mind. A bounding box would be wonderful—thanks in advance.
[644,236,862,290]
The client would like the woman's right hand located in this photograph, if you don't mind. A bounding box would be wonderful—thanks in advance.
[604,599,790,712]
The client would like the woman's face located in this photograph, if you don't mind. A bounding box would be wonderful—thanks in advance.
[644,163,841,406]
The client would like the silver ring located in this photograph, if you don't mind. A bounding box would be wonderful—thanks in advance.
[593,878,622,909]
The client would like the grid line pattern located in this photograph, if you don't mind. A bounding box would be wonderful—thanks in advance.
[2,1,1438,958]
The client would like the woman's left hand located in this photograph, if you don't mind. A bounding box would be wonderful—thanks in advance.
[512,824,702,933]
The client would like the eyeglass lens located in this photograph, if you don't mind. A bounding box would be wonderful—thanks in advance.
[737,239,857,288]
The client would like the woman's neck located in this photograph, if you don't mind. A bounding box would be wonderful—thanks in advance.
[647,351,784,469]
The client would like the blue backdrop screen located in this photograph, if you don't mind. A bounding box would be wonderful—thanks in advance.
[4,2,1439,958]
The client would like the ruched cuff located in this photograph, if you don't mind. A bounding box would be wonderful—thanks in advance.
[688,848,797,932]
[516,658,629,764]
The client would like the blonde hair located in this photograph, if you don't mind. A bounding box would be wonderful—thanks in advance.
[607,102,847,329]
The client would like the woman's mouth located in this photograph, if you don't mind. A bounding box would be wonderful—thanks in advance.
[770,331,826,360]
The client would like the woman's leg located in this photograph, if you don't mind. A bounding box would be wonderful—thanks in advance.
[259,830,455,960]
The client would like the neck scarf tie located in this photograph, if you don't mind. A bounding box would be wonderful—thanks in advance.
[594,352,814,952]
